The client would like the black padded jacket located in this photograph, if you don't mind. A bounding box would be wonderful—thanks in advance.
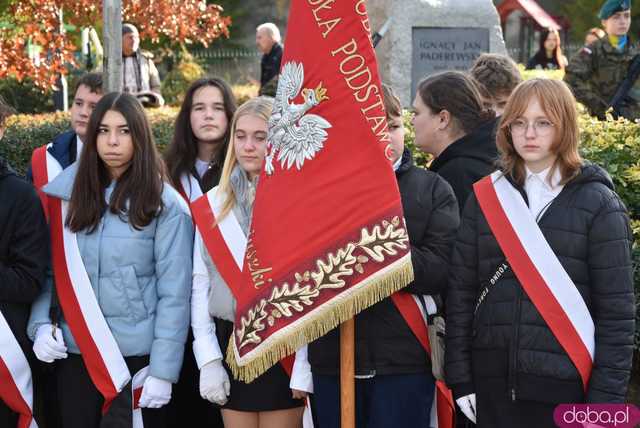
[445,163,635,404]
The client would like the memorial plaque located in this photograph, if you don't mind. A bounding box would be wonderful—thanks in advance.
[411,27,490,100]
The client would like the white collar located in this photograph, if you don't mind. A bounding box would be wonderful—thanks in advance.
[525,165,562,192]
[76,136,85,157]
[392,156,402,171]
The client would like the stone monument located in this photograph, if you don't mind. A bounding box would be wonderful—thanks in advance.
[367,0,507,106]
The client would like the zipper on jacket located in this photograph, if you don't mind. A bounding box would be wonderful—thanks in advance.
[509,284,523,402]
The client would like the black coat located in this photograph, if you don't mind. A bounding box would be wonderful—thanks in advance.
[0,158,48,355]
[526,52,561,70]
[445,164,635,411]
[430,118,498,211]
[260,43,283,92]
[309,150,459,375]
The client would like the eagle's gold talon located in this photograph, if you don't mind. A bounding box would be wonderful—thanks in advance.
[314,82,329,102]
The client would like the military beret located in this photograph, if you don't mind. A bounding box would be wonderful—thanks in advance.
[599,0,631,20]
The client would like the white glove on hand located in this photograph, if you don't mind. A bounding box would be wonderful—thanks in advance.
[138,376,172,409]
[456,393,477,424]
[33,324,67,363]
[199,359,230,405]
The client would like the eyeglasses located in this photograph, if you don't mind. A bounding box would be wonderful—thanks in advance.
[509,118,555,137]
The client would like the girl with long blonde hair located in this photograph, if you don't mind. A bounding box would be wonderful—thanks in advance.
[190,97,309,428]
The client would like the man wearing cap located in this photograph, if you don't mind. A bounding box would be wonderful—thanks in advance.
[565,0,640,120]
[122,23,164,107]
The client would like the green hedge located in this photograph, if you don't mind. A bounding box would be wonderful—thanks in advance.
[0,78,55,115]
[0,108,178,176]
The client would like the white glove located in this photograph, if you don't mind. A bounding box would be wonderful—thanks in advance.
[199,359,230,405]
[456,393,477,424]
[33,324,67,363]
[138,376,172,409]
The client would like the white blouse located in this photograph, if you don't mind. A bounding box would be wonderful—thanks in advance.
[523,165,564,221]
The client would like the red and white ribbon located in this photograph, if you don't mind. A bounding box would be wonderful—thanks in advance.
[192,187,246,296]
[390,292,455,428]
[474,171,594,388]
[50,197,151,424]
[0,311,38,428]
[179,173,203,204]
[132,366,149,428]
[30,144,63,219]
[49,197,132,413]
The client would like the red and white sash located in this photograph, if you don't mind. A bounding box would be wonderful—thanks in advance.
[132,366,148,428]
[31,145,63,220]
[473,171,594,388]
[178,173,203,204]
[390,293,455,428]
[191,187,312,426]
[48,197,149,421]
[191,187,245,296]
[0,311,38,428]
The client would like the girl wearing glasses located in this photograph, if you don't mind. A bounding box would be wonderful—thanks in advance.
[445,78,634,427]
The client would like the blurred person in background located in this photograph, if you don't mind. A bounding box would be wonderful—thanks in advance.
[526,28,568,71]
[256,23,283,97]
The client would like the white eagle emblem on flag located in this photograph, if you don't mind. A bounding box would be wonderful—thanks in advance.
[265,61,331,176]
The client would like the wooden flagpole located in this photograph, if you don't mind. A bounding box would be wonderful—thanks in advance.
[340,319,355,428]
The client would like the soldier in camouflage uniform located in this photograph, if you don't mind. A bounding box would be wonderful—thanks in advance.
[564,0,640,120]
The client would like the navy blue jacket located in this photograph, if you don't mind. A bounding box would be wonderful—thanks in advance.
[26,130,78,182]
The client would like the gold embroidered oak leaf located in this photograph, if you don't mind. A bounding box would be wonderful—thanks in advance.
[357,222,409,262]
[268,282,320,317]
[311,243,358,290]
[237,299,268,349]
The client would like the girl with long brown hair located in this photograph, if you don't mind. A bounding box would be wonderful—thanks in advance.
[526,28,568,71]
[445,79,634,427]
[163,77,236,428]
[164,77,237,201]
[28,92,193,428]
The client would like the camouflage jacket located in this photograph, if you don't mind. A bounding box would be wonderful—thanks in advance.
[564,37,640,120]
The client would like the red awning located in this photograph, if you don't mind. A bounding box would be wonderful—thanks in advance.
[497,0,562,31]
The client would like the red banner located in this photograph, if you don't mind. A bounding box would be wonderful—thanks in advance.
[227,0,413,381]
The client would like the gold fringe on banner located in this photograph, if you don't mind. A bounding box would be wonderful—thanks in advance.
[226,253,414,382]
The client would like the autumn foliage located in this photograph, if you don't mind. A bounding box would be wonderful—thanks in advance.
[0,0,231,90]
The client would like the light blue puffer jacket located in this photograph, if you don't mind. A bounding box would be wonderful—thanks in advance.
[28,163,193,382]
